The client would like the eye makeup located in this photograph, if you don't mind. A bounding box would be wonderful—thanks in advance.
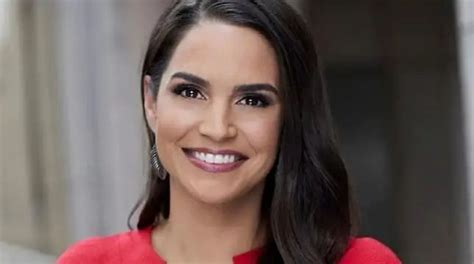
[171,83,206,100]
[236,93,273,108]
[167,71,278,108]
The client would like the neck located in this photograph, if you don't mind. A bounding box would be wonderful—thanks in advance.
[152,178,266,263]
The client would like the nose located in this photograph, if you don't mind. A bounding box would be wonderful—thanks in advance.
[198,101,237,142]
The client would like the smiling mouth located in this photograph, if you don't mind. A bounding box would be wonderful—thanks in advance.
[182,148,248,173]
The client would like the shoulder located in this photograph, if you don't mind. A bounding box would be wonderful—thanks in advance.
[57,233,121,263]
[339,237,402,264]
[57,228,151,264]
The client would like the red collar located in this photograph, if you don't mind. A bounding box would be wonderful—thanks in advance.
[136,227,263,264]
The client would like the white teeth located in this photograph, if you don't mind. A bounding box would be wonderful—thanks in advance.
[205,153,214,163]
[215,155,223,163]
[191,151,240,164]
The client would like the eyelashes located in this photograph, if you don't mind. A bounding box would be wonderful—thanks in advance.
[237,93,270,107]
[172,84,205,100]
[171,83,273,108]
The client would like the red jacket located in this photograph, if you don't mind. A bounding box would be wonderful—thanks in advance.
[58,227,401,263]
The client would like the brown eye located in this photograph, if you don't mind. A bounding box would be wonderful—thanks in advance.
[237,94,270,108]
[182,89,200,98]
[173,84,205,100]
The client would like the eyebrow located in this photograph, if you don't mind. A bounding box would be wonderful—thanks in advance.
[234,84,279,96]
[171,72,210,87]
[170,71,279,96]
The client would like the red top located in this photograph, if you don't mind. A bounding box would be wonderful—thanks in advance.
[57,227,401,263]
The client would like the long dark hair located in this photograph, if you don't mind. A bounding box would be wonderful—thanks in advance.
[129,0,356,263]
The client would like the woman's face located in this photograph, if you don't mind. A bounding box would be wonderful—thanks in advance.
[144,21,281,205]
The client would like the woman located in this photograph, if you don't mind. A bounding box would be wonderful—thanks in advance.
[58,0,401,263]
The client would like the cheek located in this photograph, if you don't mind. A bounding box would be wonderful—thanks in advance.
[237,109,281,155]
[154,96,199,142]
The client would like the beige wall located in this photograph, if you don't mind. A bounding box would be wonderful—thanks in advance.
[1,0,37,250]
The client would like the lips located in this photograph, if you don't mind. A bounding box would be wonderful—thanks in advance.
[182,148,248,173]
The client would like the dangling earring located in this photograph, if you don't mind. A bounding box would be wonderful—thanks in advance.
[151,144,167,180]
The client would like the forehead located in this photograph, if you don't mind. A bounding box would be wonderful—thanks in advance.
[164,20,279,87]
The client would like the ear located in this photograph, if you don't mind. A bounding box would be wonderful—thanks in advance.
[143,75,158,134]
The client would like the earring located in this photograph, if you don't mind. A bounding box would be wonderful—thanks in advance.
[151,144,167,180]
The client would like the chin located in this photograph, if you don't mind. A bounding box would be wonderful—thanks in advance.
[187,178,265,207]
[190,184,241,205]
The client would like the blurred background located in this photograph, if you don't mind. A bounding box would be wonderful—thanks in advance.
[0,0,473,263]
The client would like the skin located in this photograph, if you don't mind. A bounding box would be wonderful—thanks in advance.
[143,20,281,263]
